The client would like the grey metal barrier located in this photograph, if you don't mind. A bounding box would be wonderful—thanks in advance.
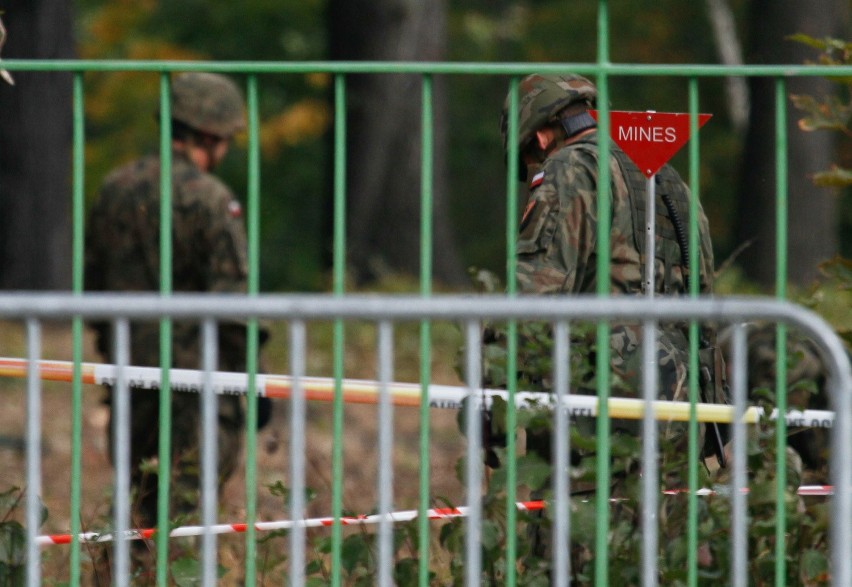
[3,293,851,587]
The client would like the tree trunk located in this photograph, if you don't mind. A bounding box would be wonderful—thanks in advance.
[736,0,849,287]
[328,0,466,286]
[704,0,749,135]
[0,0,74,289]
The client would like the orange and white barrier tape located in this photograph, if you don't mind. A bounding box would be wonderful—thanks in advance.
[0,357,835,427]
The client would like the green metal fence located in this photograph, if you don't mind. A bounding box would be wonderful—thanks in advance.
[3,8,852,587]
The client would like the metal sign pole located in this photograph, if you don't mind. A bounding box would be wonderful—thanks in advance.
[645,172,656,298]
[592,108,711,587]
[641,169,659,587]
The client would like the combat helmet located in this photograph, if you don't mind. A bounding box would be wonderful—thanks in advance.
[169,72,246,138]
[500,74,597,180]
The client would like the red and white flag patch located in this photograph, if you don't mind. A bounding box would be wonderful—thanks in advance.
[530,171,544,189]
[228,200,242,218]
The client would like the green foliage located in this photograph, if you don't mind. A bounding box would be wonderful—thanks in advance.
[788,34,852,259]
[0,488,26,586]
[789,35,852,190]
[798,256,852,350]
[438,275,843,584]
[453,323,832,585]
[769,45,852,331]
[170,556,227,586]
[0,486,49,586]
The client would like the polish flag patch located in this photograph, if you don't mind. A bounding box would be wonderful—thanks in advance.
[228,200,242,218]
[530,171,544,189]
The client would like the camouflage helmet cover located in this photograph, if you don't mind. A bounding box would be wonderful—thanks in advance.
[170,72,246,138]
[500,73,598,154]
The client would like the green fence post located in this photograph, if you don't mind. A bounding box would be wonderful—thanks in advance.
[774,76,789,587]
[244,73,262,583]
[504,76,519,587]
[595,1,613,582]
[418,73,434,587]
[69,70,86,587]
[687,77,701,587]
[156,70,174,587]
[331,72,347,587]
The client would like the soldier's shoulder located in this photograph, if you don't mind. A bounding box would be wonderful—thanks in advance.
[100,155,158,189]
[541,140,598,184]
[532,140,599,201]
[550,137,599,166]
[174,162,234,207]
[94,155,160,213]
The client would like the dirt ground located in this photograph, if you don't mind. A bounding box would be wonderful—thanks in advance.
[0,319,469,584]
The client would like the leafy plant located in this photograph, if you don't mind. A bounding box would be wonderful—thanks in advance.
[459,315,832,585]
[170,556,227,586]
[788,35,852,190]
[0,487,49,587]
[256,480,439,586]
[0,487,27,586]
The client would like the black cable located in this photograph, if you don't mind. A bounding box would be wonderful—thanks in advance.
[660,191,689,269]
[661,189,728,466]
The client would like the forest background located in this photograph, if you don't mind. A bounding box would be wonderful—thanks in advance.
[0,0,849,296]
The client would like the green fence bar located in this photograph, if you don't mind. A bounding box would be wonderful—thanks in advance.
[595,1,613,580]
[156,71,174,586]
[687,77,702,587]
[504,76,520,587]
[331,72,347,587]
[418,73,434,587]
[505,76,520,296]
[4,58,852,77]
[69,71,86,587]
[244,73,262,582]
[774,76,790,587]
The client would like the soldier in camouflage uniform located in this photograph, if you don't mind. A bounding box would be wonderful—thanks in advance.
[488,76,729,568]
[497,73,726,462]
[85,72,268,529]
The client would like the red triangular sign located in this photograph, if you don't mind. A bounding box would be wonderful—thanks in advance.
[590,110,711,178]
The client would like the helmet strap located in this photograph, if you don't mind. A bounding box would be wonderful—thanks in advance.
[559,111,597,139]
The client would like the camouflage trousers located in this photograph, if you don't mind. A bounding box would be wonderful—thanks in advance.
[105,386,244,528]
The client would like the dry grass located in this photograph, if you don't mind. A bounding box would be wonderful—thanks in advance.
[0,318,469,584]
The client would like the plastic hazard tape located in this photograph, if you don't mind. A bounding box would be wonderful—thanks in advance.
[35,486,836,547]
[0,357,835,428]
[662,485,834,497]
[36,501,546,546]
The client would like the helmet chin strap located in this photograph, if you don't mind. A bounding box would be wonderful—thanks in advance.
[559,111,597,139]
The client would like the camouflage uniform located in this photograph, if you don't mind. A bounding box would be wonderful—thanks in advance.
[85,73,261,527]
[517,133,720,434]
[497,73,727,569]
[493,73,727,470]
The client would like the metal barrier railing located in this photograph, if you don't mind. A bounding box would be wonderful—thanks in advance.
[3,293,851,586]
